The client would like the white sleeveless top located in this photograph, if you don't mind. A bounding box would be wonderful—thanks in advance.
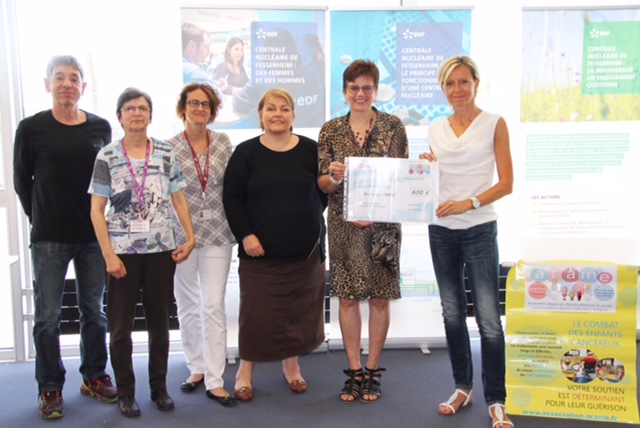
[428,110,500,230]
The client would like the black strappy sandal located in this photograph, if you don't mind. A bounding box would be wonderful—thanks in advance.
[339,368,364,403]
[361,367,385,403]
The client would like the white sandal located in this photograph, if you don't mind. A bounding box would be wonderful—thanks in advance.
[488,403,514,428]
[438,389,473,415]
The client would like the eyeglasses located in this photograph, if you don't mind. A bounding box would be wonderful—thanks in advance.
[345,85,376,94]
[122,105,150,114]
[186,100,212,109]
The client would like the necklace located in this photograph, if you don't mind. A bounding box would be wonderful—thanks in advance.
[352,116,374,145]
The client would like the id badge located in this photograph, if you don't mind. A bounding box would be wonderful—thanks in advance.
[197,209,214,221]
[130,219,150,233]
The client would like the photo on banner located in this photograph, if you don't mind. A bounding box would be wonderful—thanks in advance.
[329,9,471,126]
[180,8,326,130]
[521,8,640,123]
[505,260,639,424]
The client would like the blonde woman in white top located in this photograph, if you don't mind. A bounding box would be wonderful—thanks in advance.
[419,55,514,428]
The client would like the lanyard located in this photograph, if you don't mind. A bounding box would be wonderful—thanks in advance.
[121,138,150,213]
[184,130,210,202]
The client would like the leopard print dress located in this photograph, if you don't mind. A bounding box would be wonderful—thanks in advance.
[318,108,408,300]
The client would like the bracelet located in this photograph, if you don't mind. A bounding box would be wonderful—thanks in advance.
[329,174,343,186]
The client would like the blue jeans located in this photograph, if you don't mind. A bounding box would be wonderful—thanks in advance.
[31,241,108,393]
[428,221,506,405]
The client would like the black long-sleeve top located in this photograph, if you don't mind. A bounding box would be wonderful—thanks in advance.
[222,135,326,260]
[13,110,111,243]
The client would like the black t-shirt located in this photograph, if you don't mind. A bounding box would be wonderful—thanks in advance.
[13,109,111,243]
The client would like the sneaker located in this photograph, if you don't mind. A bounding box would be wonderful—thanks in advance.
[118,395,141,417]
[39,390,64,419]
[80,374,118,403]
[150,388,175,411]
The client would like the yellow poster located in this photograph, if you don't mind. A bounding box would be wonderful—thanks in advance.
[505,260,639,424]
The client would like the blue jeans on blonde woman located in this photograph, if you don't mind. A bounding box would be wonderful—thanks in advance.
[428,220,506,406]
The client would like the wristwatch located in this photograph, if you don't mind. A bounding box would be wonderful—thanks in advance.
[470,197,481,209]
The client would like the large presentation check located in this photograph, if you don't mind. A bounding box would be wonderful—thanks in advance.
[344,157,438,223]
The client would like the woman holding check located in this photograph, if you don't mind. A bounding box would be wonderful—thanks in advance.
[318,59,408,404]
[419,55,514,428]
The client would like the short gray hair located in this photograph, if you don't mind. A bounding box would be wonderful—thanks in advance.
[46,55,84,80]
[116,87,153,120]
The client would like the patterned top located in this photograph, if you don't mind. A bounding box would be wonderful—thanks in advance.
[318,108,408,300]
[88,137,185,254]
[167,130,236,248]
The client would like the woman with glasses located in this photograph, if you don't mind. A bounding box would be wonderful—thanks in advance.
[89,87,195,417]
[419,55,513,428]
[167,83,237,407]
[318,60,408,403]
[223,88,327,402]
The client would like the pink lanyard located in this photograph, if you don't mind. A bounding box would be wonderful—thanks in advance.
[184,130,210,202]
[121,138,150,213]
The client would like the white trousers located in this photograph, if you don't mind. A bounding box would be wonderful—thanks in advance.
[174,244,233,390]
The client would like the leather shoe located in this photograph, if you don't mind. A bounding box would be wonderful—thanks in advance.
[285,377,308,394]
[206,390,238,407]
[150,388,175,411]
[118,395,140,417]
[234,386,253,401]
[180,377,204,393]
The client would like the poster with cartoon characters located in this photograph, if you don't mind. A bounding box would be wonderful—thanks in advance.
[505,260,639,424]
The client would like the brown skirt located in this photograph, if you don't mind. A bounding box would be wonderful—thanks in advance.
[237,247,326,362]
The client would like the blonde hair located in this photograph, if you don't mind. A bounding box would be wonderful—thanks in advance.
[437,55,480,88]
[257,88,296,131]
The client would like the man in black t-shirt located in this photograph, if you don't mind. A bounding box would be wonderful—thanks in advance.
[13,55,116,419]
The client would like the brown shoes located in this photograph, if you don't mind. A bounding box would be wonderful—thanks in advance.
[283,374,308,394]
[286,378,308,394]
[232,375,307,401]
[234,386,254,401]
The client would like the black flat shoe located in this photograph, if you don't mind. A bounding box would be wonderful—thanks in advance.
[206,390,238,407]
[180,378,204,393]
